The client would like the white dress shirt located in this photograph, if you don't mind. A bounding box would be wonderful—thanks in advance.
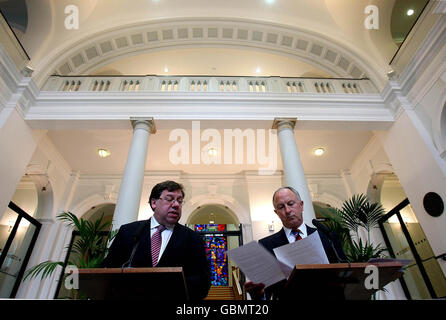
[283,223,307,243]
[150,217,174,264]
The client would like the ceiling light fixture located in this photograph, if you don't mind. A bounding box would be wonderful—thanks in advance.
[208,148,217,156]
[256,67,261,73]
[407,9,414,16]
[313,147,325,157]
[164,67,169,73]
[97,148,111,158]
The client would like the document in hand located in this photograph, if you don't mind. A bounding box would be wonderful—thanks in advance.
[226,231,329,288]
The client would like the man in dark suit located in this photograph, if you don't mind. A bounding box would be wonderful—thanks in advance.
[245,186,347,300]
[102,181,211,300]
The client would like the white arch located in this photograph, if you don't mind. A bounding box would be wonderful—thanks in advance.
[312,192,344,210]
[69,193,117,219]
[181,192,250,225]
[186,203,240,225]
[33,17,385,89]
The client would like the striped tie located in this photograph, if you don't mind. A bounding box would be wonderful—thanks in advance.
[291,229,302,241]
[151,225,165,267]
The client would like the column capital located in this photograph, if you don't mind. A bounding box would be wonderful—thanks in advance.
[272,118,297,131]
[130,117,156,134]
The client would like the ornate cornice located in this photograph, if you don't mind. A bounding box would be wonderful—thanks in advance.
[33,18,384,89]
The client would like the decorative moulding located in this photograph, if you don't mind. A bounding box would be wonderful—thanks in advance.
[32,17,384,89]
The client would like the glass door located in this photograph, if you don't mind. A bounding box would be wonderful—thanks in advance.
[0,202,41,298]
[379,198,446,299]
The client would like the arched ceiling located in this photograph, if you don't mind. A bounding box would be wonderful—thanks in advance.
[1,0,429,89]
[188,204,239,224]
[47,17,373,81]
[91,47,331,78]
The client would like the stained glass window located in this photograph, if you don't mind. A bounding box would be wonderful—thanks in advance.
[194,224,226,232]
[194,224,229,286]
[204,235,228,286]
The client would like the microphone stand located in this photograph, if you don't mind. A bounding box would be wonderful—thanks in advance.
[121,222,149,269]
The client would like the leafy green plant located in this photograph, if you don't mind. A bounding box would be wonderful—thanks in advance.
[338,194,385,244]
[319,207,353,255]
[344,238,387,262]
[322,194,387,262]
[24,212,117,282]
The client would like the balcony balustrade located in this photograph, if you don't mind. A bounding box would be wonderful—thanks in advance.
[42,75,378,95]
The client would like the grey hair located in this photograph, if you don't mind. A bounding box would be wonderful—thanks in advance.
[272,186,301,205]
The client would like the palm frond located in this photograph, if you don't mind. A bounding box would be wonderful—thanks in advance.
[23,260,67,281]
[339,194,385,236]
[320,209,353,254]
[24,211,114,285]
[57,212,81,230]
[345,238,387,262]
[323,194,388,263]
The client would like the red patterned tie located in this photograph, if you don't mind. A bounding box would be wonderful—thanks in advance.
[151,225,165,267]
[292,229,302,241]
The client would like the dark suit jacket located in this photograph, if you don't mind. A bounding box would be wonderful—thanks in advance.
[258,225,347,300]
[102,218,211,300]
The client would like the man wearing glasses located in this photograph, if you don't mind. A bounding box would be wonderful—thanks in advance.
[103,180,211,300]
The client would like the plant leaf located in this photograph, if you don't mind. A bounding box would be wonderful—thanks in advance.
[23,261,67,281]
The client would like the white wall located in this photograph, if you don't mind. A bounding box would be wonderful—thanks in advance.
[377,110,446,276]
[0,109,43,221]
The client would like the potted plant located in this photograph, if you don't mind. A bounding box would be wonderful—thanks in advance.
[322,194,387,262]
[23,211,117,298]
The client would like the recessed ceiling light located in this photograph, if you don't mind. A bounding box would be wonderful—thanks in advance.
[265,0,275,4]
[97,148,111,158]
[313,147,325,157]
[407,9,414,16]
[256,67,261,73]
[209,220,215,224]
[208,148,217,156]
[164,67,169,73]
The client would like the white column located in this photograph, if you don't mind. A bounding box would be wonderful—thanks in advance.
[113,118,156,231]
[273,118,316,225]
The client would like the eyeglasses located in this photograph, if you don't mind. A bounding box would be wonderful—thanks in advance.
[158,196,185,205]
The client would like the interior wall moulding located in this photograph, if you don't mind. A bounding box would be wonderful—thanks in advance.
[32,18,385,89]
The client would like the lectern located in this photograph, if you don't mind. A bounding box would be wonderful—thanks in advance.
[74,267,188,300]
[284,262,403,300]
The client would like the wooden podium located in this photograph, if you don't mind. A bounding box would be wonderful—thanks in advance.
[284,262,404,300]
[74,267,188,300]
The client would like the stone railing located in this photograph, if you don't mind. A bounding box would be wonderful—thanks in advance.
[42,75,378,94]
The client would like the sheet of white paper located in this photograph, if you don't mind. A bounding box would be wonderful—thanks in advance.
[226,241,286,287]
[277,259,294,278]
[273,231,329,268]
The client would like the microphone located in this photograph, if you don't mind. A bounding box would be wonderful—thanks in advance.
[312,219,349,265]
[122,221,148,268]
